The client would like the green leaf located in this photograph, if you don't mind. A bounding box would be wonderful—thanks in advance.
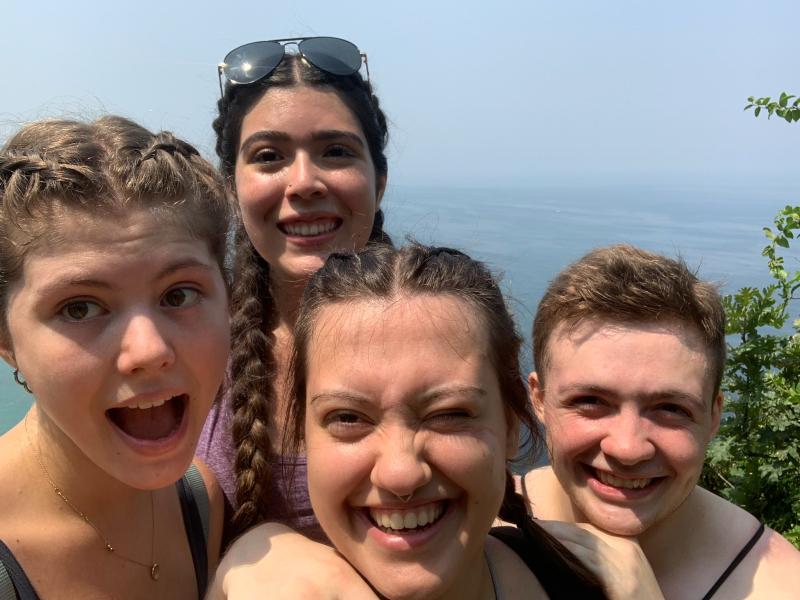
[755,106,762,117]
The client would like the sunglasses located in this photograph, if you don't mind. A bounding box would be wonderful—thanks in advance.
[218,37,370,96]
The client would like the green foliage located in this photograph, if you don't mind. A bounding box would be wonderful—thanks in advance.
[745,92,800,123]
[701,204,800,548]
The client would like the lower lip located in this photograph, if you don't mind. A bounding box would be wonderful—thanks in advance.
[280,224,341,247]
[107,398,190,457]
[585,468,664,501]
[360,504,452,551]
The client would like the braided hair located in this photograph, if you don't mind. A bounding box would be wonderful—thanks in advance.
[0,116,230,343]
[213,53,392,534]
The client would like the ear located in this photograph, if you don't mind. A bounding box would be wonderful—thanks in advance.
[528,371,546,423]
[709,391,723,439]
[0,345,17,370]
[375,174,387,208]
[505,412,521,460]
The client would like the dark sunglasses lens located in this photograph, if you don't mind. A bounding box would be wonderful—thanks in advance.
[299,37,362,76]
[223,41,284,84]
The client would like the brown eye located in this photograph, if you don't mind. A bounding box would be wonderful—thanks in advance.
[162,287,200,308]
[60,300,104,321]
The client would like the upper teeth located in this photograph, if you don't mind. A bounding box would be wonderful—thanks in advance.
[369,503,444,531]
[131,398,168,410]
[597,470,652,489]
[283,220,337,237]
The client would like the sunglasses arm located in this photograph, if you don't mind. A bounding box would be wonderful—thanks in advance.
[361,53,371,84]
[217,64,226,98]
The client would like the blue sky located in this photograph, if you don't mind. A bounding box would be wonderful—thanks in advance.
[1,0,797,187]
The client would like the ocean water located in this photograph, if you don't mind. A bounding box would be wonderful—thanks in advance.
[1,180,797,433]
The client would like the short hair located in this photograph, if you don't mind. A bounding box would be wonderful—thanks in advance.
[533,244,726,396]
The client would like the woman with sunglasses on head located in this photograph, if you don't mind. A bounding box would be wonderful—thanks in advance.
[0,116,230,599]
[197,37,390,545]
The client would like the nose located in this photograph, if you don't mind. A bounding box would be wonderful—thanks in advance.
[599,409,656,466]
[370,426,432,500]
[116,311,175,374]
[285,152,327,201]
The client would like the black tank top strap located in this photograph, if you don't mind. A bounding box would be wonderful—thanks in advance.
[0,539,40,600]
[701,522,766,600]
[176,467,209,599]
[489,525,606,599]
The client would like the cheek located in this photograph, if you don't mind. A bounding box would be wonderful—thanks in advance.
[306,434,370,507]
[235,173,282,218]
[660,431,707,471]
[430,432,507,497]
[546,415,598,455]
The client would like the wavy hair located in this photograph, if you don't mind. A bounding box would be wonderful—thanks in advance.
[0,115,230,342]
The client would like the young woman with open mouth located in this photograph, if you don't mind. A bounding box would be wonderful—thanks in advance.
[0,116,230,599]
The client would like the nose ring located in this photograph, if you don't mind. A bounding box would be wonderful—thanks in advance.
[396,492,414,503]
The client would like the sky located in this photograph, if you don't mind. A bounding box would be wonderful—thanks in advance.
[1,0,797,188]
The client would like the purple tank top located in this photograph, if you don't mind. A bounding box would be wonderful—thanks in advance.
[196,388,327,543]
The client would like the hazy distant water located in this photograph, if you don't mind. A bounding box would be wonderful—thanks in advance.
[1,180,796,433]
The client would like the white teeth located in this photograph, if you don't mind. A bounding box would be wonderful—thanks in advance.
[283,220,337,237]
[369,503,445,532]
[132,397,169,410]
[597,470,653,489]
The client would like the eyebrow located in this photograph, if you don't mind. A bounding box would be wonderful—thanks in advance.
[238,130,290,157]
[310,130,365,148]
[309,385,487,406]
[555,383,705,411]
[35,257,215,296]
[239,129,365,157]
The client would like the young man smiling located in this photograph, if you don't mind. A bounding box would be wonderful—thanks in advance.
[523,245,800,599]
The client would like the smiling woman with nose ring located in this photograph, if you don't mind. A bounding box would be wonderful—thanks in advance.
[211,243,610,600]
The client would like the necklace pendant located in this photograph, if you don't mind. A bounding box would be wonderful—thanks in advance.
[150,563,160,581]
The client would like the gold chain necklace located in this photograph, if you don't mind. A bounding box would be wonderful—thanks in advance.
[24,416,160,581]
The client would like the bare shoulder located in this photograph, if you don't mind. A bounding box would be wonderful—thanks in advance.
[743,528,800,598]
[519,465,572,520]
[692,489,800,598]
[191,457,225,572]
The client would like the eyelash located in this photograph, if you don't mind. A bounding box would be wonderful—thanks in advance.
[59,299,107,322]
[56,285,202,323]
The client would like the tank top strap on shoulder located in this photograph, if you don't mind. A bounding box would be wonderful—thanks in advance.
[701,522,766,600]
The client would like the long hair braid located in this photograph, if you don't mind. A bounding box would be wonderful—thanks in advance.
[229,223,278,533]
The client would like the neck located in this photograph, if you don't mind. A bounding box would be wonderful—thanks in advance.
[26,407,153,516]
[270,273,307,331]
[637,487,704,561]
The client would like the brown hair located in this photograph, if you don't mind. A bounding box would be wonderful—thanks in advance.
[216,53,392,533]
[533,244,726,395]
[285,243,605,597]
[0,115,231,344]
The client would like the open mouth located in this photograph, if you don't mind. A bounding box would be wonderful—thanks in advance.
[367,501,447,534]
[107,394,187,441]
[278,218,341,238]
[588,466,662,490]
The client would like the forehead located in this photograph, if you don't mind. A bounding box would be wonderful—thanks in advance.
[15,208,213,281]
[241,85,365,138]
[543,318,715,402]
[306,295,490,378]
